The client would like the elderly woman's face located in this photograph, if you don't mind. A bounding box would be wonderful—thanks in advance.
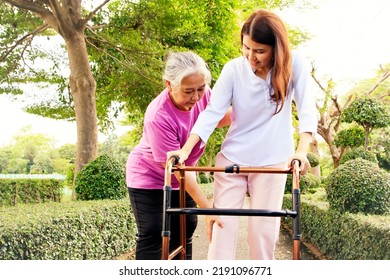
[167,73,206,111]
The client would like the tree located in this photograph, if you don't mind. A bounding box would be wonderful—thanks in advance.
[87,0,244,134]
[372,127,390,170]
[333,126,365,159]
[0,147,12,173]
[1,0,310,178]
[0,125,66,174]
[12,126,55,173]
[334,126,365,149]
[0,0,111,181]
[312,64,390,167]
[341,97,390,149]
[104,0,310,167]
[58,143,76,163]
[99,133,129,165]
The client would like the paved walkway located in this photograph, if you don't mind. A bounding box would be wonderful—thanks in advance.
[192,197,321,260]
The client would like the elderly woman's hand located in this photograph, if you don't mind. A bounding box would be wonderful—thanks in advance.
[167,149,190,165]
[205,215,223,242]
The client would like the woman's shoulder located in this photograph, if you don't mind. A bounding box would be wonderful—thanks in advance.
[225,56,246,67]
[291,50,306,63]
[220,56,247,75]
[144,89,171,118]
[291,50,310,72]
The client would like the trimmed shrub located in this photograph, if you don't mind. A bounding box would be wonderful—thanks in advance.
[340,146,378,165]
[325,158,390,214]
[307,152,320,168]
[75,155,126,200]
[285,172,321,194]
[334,126,365,148]
[197,173,214,184]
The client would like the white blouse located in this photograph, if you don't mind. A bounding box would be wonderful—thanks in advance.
[191,51,318,166]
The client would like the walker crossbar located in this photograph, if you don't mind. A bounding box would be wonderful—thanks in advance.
[161,157,301,260]
[166,208,297,217]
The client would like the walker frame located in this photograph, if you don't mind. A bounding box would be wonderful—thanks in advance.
[161,157,301,260]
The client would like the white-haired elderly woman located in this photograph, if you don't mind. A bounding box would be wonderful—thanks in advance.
[126,51,229,260]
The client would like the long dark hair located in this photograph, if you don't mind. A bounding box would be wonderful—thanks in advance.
[241,9,292,114]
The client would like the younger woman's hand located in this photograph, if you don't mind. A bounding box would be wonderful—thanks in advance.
[288,153,310,175]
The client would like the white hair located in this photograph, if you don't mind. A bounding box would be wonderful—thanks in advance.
[163,51,211,89]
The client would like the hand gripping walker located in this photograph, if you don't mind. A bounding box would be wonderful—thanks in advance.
[161,156,301,260]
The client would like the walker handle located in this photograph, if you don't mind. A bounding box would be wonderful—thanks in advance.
[170,155,180,166]
[290,159,301,171]
[164,156,180,189]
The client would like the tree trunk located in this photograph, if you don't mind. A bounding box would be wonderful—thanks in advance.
[364,126,370,150]
[65,34,98,199]
[309,138,321,177]
[2,0,100,200]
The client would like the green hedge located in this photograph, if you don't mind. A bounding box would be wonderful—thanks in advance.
[0,178,63,206]
[0,199,136,260]
[283,189,390,259]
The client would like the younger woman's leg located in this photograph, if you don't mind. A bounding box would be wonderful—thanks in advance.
[207,153,248,260]
[247,163,287,260]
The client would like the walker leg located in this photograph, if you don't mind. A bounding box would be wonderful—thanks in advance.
[179,170,186,260]
[292,166,301,260]
[293,240,301,260]
[161,185,172,260]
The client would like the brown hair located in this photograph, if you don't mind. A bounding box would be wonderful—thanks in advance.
[241,10,292,114]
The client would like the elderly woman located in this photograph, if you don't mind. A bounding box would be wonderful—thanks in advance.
[126,51,228,260]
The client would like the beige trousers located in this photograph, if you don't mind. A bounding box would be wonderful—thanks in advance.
[207,152,287,260]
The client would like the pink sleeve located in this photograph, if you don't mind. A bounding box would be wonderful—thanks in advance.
[143,118,179,163]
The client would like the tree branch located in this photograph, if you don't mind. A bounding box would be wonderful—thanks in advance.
[378,90,390,100]
[83,0,112,24]
[3,0,63,34]
[0,24,49,62]
[310,62,327,93]
[331,96,342,116]
[86,25,156,57]
[4,0,52,17]
[85,37,159,86]
[364,69,390,96]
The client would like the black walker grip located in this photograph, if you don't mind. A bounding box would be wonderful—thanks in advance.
[291,159,301,168]
[170,155,180,166]
[225,164,240,174]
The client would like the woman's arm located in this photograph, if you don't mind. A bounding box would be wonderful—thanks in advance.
[288,132,313,174]
[167,106,231,164]
[216,106,232,128]
[174,171,211,208]
[173,170,223,241]
[166,133,200,165]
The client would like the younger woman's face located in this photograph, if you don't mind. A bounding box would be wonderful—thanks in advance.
[242,35,274,74]
[167,73,206,111]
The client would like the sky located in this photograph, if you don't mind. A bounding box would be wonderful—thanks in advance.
[0,0,389,148]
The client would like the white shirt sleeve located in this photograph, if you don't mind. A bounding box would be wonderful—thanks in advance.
[291,52,318,134]
[190,63,233,144]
